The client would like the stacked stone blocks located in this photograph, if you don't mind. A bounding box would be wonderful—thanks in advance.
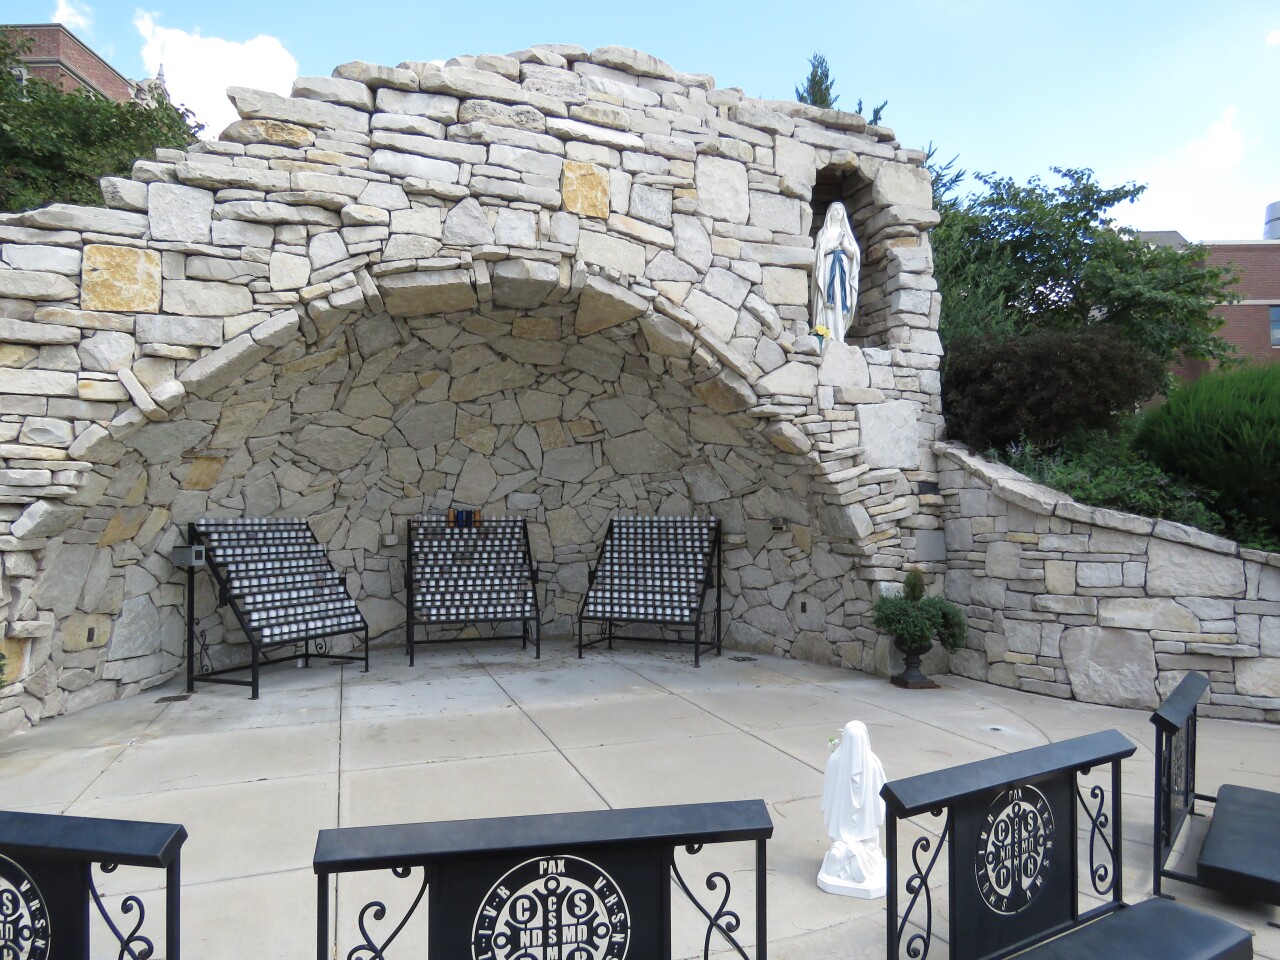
[0,44,944,732]
[938,443,1280,721]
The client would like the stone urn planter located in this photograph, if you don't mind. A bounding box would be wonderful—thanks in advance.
[872,569,967,689]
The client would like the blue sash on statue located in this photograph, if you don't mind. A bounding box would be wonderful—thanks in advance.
[826,252,849,313]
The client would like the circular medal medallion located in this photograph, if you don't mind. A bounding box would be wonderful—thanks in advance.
[0,854,50,960]
[472,854,629,960]
[975,785,1055,914]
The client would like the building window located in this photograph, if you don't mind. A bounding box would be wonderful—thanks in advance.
[1272,305,1280,348]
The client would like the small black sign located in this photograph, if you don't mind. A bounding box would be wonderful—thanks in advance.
[0,854,51,960]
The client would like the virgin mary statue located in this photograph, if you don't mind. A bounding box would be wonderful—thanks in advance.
[811,203,861,342]
[818,720,887,898]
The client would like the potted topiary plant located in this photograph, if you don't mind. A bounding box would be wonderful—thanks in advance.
[872,569,967,689]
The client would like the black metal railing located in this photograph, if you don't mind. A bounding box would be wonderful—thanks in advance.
[0,810,185,960]
[881,729,1135,960]
[314,800,771,960]
[1150,671,1209,898]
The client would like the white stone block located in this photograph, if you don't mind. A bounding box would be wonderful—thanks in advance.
[857,400,919,469]
[148,183,214,242]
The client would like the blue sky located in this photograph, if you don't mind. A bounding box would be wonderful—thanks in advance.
[11,0,1279,241]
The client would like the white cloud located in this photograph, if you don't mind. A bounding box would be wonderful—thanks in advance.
[52,0,92,33]
[133,11,298,138]
[1266,29,1280,46]
[1117,107,1274,241]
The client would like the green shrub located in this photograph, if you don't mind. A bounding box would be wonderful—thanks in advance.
[999,426,1226,534]
[943,327,1164,450]
[872,570,967,655]
[1135,364,1280,542]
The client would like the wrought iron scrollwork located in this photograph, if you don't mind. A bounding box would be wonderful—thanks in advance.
[671,843,749,960]
[897,810,949,960]
[314,636,331,657]
[89,863,155,960]
[1076,783,1116,896]
[347,865,428,960]
[1170,723,1189,806]
[195,629,213,675]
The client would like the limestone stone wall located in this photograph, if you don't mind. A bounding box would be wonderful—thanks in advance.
[0,44,945,733]
[938,443,1280,721]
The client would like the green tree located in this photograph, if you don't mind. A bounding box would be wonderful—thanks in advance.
[0,33,200,212]
[854,97,888,127]
[795,53,838,108]
[931,167,1237,367]
[794,53,889,125]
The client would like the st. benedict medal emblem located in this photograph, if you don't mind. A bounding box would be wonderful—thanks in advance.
[472,855,630,960]
[975,785,1055,914]
[0,854,50,960]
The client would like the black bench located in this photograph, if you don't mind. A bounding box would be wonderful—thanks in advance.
[882,729,1252,960]
[186,517,370,698]
[1152,671,1280,919]
[313,799,771,959]
[578,515,722,666]
[0,809,186,959]
[404,513,541,664]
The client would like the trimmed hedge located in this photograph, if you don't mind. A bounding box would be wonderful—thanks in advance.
[943,327,1164,450]
[1135,364,1280,540]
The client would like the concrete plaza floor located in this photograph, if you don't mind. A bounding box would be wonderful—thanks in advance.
[2,639,1277,959]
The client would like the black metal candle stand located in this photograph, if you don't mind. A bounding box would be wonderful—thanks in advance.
[404,513,541,664]
[186,518,370,699]
[578,515,722,666]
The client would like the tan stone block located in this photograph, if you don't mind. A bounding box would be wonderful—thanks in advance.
[1044,560,1076,594]
[0,345,38,367]
[221,118,315,148]
[78,378,129,402]
[281,347,345,378]
[1236,658,1280,698]
[513,316,560,339]
[60,613,112,652]
[181,456,225,490]
[0,637,25,685]
[123,471,148,507]
[81,244,161,312]
[457,412,497,454]
[134,506,171,550]
[535,419,571,450]
[98,506,147,547]
[561,161,610,218]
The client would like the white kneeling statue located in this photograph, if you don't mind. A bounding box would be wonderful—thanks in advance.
[811,203,861,342]
[818,719,888,898]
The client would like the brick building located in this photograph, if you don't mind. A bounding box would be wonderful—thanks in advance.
[1139,230,1280,379]
[3,22,135,101]
[1203,240,1280,364]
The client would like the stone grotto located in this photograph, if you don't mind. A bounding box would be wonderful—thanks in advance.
[2,43,1274,734]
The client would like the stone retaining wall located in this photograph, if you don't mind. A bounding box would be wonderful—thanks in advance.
[0,44,947,733]
[937,443,1280,721]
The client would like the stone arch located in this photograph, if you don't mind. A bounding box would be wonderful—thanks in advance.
[0,44,945,731]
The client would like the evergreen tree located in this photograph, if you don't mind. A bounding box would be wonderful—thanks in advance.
[795,53,838,109]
